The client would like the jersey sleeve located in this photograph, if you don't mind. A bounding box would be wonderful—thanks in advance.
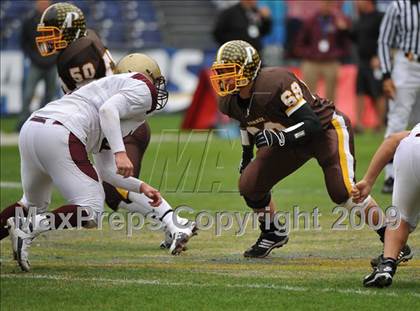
[98,79,152,153]
[274,72,309,117]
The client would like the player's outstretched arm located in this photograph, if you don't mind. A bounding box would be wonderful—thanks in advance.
[352,131,410,202]
[93,150,141,192]
[94,150,161,207]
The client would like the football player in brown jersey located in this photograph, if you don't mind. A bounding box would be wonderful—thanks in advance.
[210,40,411,260]
[0,2,195,254]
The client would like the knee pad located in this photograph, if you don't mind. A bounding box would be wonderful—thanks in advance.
[243,193,271,210]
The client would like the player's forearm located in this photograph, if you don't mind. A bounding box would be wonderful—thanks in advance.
[103,173,143,193]
[94,152,143,192]
[255,114,322,149]
[283,118,322,145]
[286,103,323,144]
[363,133,408,184]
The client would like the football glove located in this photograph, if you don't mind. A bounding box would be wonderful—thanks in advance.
[255,129,285,148]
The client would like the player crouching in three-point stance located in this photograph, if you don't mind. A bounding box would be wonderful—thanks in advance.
[352,124,419,288]
[209,40,412,259]
[34,2,194,250]
[1,54,194,272]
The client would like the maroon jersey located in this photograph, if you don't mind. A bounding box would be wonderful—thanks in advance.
[218,67,335,135]
[57,29,114,93]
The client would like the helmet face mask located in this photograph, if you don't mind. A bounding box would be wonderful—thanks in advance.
[36,26,68,56]
[210,63,249,96]
[36,2,86,57]
[210,40,261,96]
[154,76,168,111]
[115,53,169,111]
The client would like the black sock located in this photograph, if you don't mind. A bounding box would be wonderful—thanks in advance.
[259,220,287,234]
[376,226,386,243]
[259,220,276,233]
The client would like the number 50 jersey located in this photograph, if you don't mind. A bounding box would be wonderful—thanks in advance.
[57,29,115,93]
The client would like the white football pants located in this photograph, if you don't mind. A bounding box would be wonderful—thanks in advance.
[392,125,420,231]
[18,118,104,222]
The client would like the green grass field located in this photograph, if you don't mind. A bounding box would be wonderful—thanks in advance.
[1,115,419,310]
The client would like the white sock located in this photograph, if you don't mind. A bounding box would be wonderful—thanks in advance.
[119,192,182,235]
[118,194,155,216]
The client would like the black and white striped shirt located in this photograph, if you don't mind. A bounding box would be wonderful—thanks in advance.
[378,0,420,78]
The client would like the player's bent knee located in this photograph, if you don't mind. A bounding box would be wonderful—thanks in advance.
[329,188,351,205]
[243,193,271,210]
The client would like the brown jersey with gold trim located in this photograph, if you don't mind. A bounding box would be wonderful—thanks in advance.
[57,29,114,93]
[218,67,335,135]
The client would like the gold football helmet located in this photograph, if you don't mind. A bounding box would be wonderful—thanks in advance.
[36,2,86,56]
[116,53,168,110]
[210,40,261,96]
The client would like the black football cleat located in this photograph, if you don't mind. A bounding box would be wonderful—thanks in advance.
[363,258,396,288]
[370,245,413,268]
[381,177,394,194]
[244,231,289,258]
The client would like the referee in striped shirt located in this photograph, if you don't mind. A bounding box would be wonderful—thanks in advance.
[378,0,420,193]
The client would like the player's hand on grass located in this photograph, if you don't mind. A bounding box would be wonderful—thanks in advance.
[255,129,285,148]
[114,151,134,177]
[140,183,162,207]
[351,180,372,203]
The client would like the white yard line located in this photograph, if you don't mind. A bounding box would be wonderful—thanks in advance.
[1,273,418,298]
[0,181,21,189]
[0,132,19,146]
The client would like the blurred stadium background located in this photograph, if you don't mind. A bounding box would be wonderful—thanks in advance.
[1,0,390,123]
[1,1,420,309]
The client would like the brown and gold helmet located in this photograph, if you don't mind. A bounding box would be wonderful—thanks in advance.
[36,2,86,56]
[210,40,261,96]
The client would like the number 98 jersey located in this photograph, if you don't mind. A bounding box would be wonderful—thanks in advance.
[57,29,115,93]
